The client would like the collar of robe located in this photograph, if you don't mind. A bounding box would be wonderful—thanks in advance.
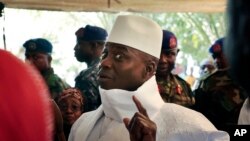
[99,75,165,123]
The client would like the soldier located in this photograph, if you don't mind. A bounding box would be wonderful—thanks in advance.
[23,38,70,100]
[74,25,108,112]
[193,38,248,130]
[23,38,69,141]
[156,30,195,108]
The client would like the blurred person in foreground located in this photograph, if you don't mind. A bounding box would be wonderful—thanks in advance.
[69,15,229,141]
[0,49,53,141]
[226,0,250,124]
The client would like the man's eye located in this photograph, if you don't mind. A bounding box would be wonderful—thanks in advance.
[101,52,108,60]
[32,56,39,60]
[115,54,122,60]
[165,52,176,56]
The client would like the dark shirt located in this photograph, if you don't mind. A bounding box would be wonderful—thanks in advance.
[193,68,248,130]
[75,58,101,112]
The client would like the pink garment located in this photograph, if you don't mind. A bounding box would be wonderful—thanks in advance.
[0,49,53,141]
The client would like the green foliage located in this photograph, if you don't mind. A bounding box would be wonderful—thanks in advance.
[138,12,226,64]
[71,12,226,66]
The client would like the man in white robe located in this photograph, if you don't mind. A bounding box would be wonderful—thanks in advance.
[69,15,229,141]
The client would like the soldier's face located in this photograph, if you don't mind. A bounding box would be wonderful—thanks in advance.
[214,54,229,69]
[74,40,93,63]
[156,49,178,75]
[98,43,148,91]
[25,52,51,71]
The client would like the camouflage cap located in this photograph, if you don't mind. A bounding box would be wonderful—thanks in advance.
[23,38,52,54]
[75,25,108,42]
[162,30,178,51]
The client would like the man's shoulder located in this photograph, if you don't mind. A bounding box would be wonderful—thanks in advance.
[158,103,215,127]
[204,69,229,80]
[76,66,99,80]
[155,104,229,140]
[69,106,104,140]
[174,74,191,87]
[46,72,68,86]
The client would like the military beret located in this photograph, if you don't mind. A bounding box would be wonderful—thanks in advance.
[75,25,108,42]
[209,38,224,55]
[23,38,52,54]
[162,30,178,51]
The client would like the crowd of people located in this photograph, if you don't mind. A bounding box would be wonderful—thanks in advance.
[1,0,250,140]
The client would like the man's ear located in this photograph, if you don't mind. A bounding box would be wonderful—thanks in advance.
[145,60,157,77]
[48,55,52,64]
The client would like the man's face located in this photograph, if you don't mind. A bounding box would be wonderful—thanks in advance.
[74,40,92,62]
[97,43,147,91]
[200,64,215,75]
[156,49,178,75]
[213,53,228,69]
[25,52,51,71]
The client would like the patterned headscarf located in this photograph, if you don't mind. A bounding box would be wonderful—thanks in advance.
[58,88,84,105]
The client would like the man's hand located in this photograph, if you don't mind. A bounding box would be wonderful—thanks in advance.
[123,96,157,141]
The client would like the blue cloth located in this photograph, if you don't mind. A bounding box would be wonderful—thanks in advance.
[162,30,178,51]
[209,37,224,55]
[23,38,52,53]
[75,25,107,42]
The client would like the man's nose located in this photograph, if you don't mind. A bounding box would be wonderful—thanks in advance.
[160,54,168,63]
[100,56,112,68]
[74,44,79,50]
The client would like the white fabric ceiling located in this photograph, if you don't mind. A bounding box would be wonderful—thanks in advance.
[1,0,226,13]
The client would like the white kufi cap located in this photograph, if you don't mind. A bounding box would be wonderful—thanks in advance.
[107,15,163,58]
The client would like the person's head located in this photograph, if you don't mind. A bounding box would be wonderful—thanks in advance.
[98,15,162,91]
[23,38,53,72]
[74,25,108,64]
[225,0,250,94]
[57,88,84,125]
[199,58,216,76]
[209,38,229,69]
[0,49,53,141]
[156,30,179,76]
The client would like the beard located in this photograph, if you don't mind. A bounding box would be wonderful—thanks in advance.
[75,52,91,63]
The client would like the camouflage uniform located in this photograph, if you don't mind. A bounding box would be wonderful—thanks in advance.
[193,69,248,129]
[75,58,101,112]
[42,68,70,100]
[157,74,195,108]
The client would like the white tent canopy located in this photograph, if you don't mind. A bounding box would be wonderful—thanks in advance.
[2,0,226,13]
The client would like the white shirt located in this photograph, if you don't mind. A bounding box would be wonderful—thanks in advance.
[238,98,250,124]
[69,76,229,141]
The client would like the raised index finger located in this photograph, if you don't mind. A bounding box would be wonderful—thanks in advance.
[132,95,149,117]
